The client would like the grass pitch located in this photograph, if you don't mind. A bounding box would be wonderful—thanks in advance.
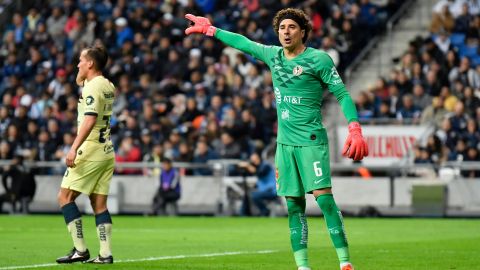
[0,215,479,269]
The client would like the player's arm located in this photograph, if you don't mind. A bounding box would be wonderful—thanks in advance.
[184,14,270,62]
[317,53,368,161]
[65,115,96,168]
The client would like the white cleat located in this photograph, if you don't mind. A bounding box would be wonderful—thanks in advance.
[298,267,311,270]
[340,262,354,270]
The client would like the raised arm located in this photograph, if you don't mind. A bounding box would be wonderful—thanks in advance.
[185,14,271,63]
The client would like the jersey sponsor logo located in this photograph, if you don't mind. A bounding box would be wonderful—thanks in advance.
[281,109,290,120]
[274,87,282,104]
[292,65,303,76]
[86,96,95,105]
[283,95,302,104]
[330,67,342,85]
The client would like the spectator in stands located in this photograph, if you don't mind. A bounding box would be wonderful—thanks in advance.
[412,84,432,110]
[439,86,459,112]
[462,118,480,148]
[115,135,142,175]
[449,101,469,132]
[448,57,476,88]
[386,83,401,116]
[424,69,443,97]
[152,158,181,215]
[216,131,243,159]
[447,138,467,161]
[436,117,459,151]
[143,143,163,177]
[139,128,154,158]
[0,154,36,214]
[192,140,218,176]
[462,86,480,116]
[0,107,11,137]
[434,30,452,54]
[414,146,433,164]
[396,94,422,124]
[426,134,446,165]
[374,101,395,120]
[462,146,480,178]
[114,17,133,48]
[46,7,67,48]
[48,69,68,100]
[430,3,455,34]
[453,2,473,33]
[355,91,375,121]
[420,97,448,127]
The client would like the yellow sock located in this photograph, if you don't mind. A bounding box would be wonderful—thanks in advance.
[67,218,87,252]
[97,223,112,257]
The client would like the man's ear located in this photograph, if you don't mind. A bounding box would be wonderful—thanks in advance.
[87,59,94,69]
[301,29,305,39]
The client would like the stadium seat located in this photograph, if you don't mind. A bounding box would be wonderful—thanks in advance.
[450,33,465,47]
[458,44,479,59]
[472,55,480,67]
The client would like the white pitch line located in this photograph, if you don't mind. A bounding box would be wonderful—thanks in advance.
[0,250,278,270]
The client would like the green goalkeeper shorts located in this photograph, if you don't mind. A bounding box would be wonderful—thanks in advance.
[275,143,332,197]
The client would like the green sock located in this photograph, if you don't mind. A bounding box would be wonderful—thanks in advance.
[316,194,350,263]
[67,218,87,252]
[286,197,309,267]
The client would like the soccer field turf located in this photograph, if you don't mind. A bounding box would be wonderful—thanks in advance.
[0,216,479,270]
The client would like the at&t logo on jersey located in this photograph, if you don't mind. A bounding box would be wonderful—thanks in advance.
[293,65,303,76]
[283,96,302,104]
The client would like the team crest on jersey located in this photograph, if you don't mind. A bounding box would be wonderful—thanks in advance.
[292,65,303,76]
[281,109,290,120]
[86,96,95,105]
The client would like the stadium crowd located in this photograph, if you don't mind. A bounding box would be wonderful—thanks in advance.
[354,0,480,177]
[0,0,401,176]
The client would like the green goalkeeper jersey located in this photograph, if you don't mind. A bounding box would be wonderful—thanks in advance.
[215,29,358,146]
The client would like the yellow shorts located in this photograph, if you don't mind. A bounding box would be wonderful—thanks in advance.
[61,158,115,195]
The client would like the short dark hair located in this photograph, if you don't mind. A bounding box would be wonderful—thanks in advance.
[273,8,312,44]
[83,45,108,71]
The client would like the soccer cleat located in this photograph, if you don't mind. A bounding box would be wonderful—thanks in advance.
[56,247,90,263]
[298,267,311,270]
[340,262,354,270]
[85,255,114,264]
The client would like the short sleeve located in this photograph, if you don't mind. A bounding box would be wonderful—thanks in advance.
[82,84,101,116]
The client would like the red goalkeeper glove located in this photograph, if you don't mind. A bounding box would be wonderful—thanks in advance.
[342,122,369,161]
[185,14,217,36]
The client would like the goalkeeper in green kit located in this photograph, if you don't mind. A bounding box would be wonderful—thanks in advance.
[185,8,368,270]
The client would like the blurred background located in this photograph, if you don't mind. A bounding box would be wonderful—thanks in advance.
[0,0,479,218]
